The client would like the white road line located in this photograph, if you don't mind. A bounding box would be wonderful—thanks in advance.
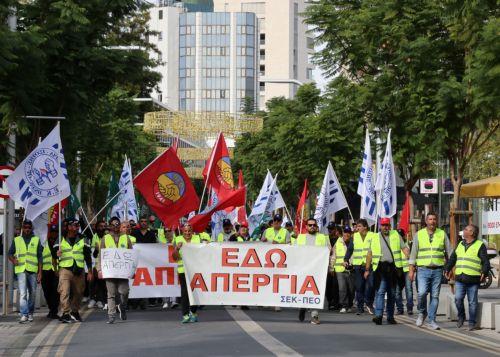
[55,309,93,357]
[226,308,303,357]
[20,320,59,357]
[38,323,66,357]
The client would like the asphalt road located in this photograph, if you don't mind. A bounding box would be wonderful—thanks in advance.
[6,306,499,357]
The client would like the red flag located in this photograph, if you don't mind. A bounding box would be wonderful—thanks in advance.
[398,191,410,235]
[188,187,246,232]
[47,199,68,227]
[295,179,308,234]
[202,133,234,198]
[134,148,200,228]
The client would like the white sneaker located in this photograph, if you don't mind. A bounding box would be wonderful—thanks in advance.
[427,321,440,330]
[87,299,96,309]
[162,302,169,309]
[96,301,104,309]
[82,297,89,303]
[346,308,352,313]
[416,313,426,327]
[103,304,108,310]
[340,308,347,313]
[19,315,29,324]
[28,314,34,322]
[171,302,179,309]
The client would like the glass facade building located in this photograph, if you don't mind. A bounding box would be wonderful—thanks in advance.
[179,12,258,114]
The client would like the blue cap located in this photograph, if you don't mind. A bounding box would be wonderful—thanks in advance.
[343,225,353,233]
[222,219,232,227]
[273,214,283,222]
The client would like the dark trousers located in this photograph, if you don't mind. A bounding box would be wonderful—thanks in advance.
[41,270,59,315]
[326,272,339,308]
[179,273,197,316]
[89,268,106,303]
[354,266,374,310]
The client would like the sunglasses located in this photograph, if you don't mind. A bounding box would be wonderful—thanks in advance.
[307,224,317,227]
[381,224,390,227]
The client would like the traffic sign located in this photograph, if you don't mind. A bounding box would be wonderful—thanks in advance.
[0,165,15,198]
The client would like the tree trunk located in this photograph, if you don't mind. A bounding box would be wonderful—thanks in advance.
[449,159,463,248]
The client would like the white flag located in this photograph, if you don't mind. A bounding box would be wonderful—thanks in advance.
[6,123,71,221]
[111,156,138,222]
[375,130,397,218]
[248,173,284,234]
[314,161,348,230]
[357,130,377,226]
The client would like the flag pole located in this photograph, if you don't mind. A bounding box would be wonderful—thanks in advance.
[198,132,221,212]
[58,200,62,245]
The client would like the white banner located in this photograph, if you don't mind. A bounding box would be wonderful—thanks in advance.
[482,199,500,235]
[101,248,138,279]
[183,243,329,309]
[129,244,181,299]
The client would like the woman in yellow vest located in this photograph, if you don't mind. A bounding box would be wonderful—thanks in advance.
[8,220,42,323]
[173,224,203,323]
[445,225,490,331]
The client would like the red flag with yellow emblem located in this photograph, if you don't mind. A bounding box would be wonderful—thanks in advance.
[202,133,234,199]
[134,148,200,228]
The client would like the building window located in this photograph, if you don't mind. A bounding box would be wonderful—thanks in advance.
[259,65,265,76]
[260,33,265,45]
[159,10,163,20]
[260,49,265,61]
[307,68,313,80]
[158,32,163,41]
[259,82,265,91]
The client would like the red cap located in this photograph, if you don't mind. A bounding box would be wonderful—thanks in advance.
[240,222,248,228]
[380,218,391,225]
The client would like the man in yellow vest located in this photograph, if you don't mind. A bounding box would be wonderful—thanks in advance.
[364,218,409,325]
[263,214,290,245]
[333,225,355,313]
[217,219,235,242]
[41,225,60,319]
[97,221,133,324]
[445,225,490,331]
[88,220,107,310]
[408,212,452,330]
[8,220,42,323]
[325,222,341,310]
[229,223,251,242]
[54,218,93,323]
[294,218,331,324]
[348,219,376,315]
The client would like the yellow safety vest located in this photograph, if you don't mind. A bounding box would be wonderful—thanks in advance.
[352,232,376,266]
[157,228,166,244]
[59,238,85,268]
[217,232,233,242]
[416,228,445,267]
[264,227,288,244]
[199,232,211,242]
[42,242,54,271]
[293,233,328,246]
[91,233,102,249]
[334,239,347,273]
[174,235,202,274]
[103,234,130,248]
[14,236,40,274]
[455,239,483,276]
[369,231,402,271]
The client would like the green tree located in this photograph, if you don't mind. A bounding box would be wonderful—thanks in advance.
[241,96,256,115]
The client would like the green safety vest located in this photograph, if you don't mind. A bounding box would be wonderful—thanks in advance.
[14,236,40,274]
[293,233,328,246]
[264,227,288,244]
[157,228,166,244]
[334,239,347,273]
[91,233,101,249]
[455,239,483,276]
[217,232,234,242]
[369,231,403,271]
[352,232,376,266]
[59,237,85,269]
[199,232,211,242]
[415,228,445,267]
[174,235,202,274]
[103,234,130,248]
[42,242,54,271]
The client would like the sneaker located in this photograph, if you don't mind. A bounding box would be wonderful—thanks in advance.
[310,316,320,325]
[117,304,127,321]
[171,302,179,309]
[162,302,170,309]
[96,301,104,309]
[70,311,82,322]
[407,310,414,316]
[416,313,426,327]
[299,309,306,322]
[457,317,464,328]
[181,314,191,323]
[387,318,397,325]
[28,314,34,322]
[87,299,96,309]
[340,308,347,313]
[346,308,352,313]
[103,304,108,310]
[106,316,115,324]
[427,321,440,330]
[60,313,73,324]
[468,326,480,331]
[82,296,89,303]
[396,310,404,315]
[366,305,374,315]
[19,315,29,324]
[372,316,383,325]
[356,308,364,315]
[189,312,198,323]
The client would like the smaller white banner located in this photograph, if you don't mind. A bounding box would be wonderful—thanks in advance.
[482,199,500,235]
[183,243,330,309]
[101,248,138,279]
[129,244,181,299]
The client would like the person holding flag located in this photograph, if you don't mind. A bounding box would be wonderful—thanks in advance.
[263,214,290,244]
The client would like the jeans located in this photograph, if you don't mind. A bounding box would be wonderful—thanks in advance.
[374,273,396,319]
[354,266,374,311]
[455,281,479,327]
[416,267,443,322]
[18,272,37,316]
[105,279,129,317]
[395,271,414,313]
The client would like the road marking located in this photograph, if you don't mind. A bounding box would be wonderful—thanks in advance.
[20,319,59,357]
[54,309,93,357]
[396,315,500,355]
[38,323,67,357]
[226,308,302,357]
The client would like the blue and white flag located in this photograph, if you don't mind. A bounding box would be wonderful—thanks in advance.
[6,123,71,221]
[314,161,348,231]
[110,156,138,222]
[375,130,397,218]
[357,130,377,226]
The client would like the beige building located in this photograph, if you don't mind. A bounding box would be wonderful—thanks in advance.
[213,0,314,110]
